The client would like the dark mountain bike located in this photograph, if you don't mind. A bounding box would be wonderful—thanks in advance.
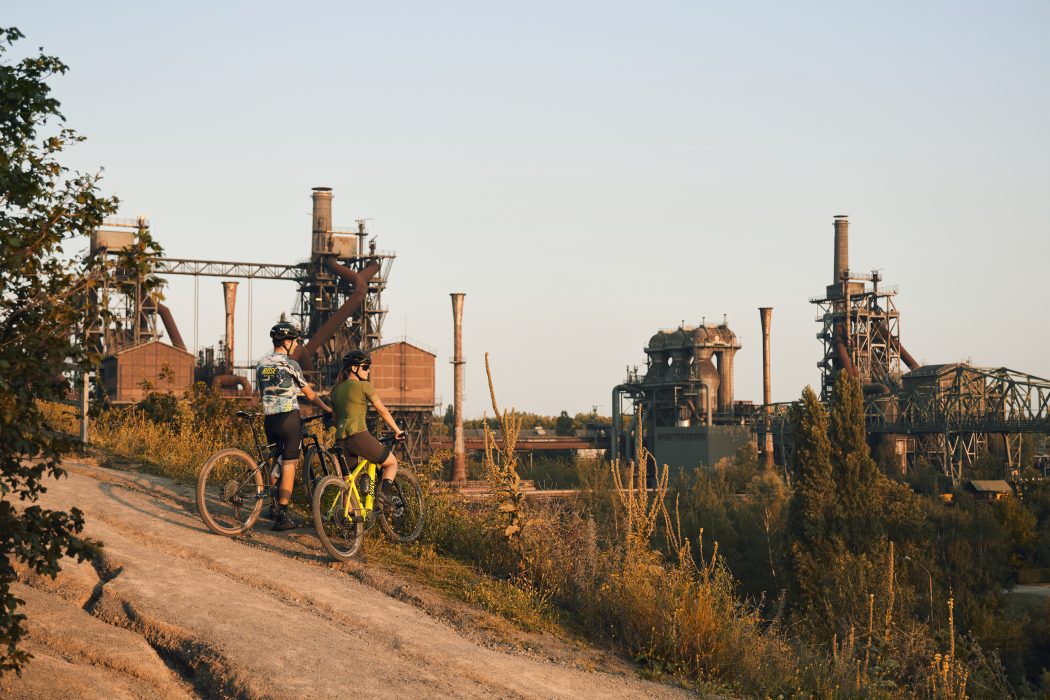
[195,410,338,536]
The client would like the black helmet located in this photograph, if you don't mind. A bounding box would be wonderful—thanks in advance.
[269,322,302,341]
[342,349,371,367]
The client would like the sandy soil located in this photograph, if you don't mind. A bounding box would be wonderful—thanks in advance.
[2,460,699,699]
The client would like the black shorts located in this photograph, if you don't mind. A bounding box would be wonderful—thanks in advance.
[264,411,302,461]
[336,431,390,465]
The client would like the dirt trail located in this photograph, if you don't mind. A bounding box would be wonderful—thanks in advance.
[5,461,697,699]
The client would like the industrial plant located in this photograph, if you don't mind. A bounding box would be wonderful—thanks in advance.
[84,188,436,459]
[610,215,1050,482]
[81,195,1049,483]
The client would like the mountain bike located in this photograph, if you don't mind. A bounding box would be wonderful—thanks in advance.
[196,410,338,536]
[311,435,425,561]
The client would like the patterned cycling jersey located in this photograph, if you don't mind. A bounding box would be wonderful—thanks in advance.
[255,352,308,415]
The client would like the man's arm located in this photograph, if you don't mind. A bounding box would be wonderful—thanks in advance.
[300,383,332,412]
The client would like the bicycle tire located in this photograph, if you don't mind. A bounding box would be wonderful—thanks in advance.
[301,446,340,503]
[311,475,364,561]
[378,468,425,544]
[196,448,265,536]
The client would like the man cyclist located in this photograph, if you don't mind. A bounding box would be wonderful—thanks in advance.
[331,349,404,508]
[256,321,332,530]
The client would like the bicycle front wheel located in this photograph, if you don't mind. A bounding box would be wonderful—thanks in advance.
[301,446,340,503]
[378,469,425,544]
[196,448,265,536]
[311,475,364,561]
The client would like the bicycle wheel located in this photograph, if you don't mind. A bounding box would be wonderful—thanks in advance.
[196,448,265,536]
[301,446,340,503]
[378,468,425,544]
[311,475,364,561]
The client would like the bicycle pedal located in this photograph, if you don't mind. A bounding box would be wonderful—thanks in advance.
[352,514,364,524]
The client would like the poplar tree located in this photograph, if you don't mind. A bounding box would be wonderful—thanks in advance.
[789,373,924,637]
[0,27,115,672]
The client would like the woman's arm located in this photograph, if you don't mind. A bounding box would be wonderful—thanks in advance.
[369,395,402,435]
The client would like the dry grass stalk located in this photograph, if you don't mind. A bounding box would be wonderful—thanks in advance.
[481,353,529,547]
[884,540,896,642]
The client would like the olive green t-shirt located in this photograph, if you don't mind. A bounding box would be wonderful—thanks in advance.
[332,380,377,438]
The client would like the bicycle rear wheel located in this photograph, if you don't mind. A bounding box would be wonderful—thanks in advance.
[378,469,425,544]
[196,448,265,536]
[311,475,364,561]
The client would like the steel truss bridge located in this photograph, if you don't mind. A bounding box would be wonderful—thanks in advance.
[765,366,1050,482]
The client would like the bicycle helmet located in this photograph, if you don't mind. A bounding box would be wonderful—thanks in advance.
[342,349,371,367]
[269,321,302,341]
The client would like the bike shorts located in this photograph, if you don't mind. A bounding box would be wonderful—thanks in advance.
[264,410,302,461]
[336,430,390,465]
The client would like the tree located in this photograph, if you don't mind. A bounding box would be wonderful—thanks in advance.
[788,373,925,637]
[555,410,574,436]
[0,28,114,673]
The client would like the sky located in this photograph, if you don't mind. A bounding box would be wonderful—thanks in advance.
[7,2,1050,418]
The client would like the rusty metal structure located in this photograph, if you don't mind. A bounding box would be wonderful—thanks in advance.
[368,340,437,460]
[758,307,774,468]
[611,320,751,473]
[450,293,467,482]
[779,215,1050,481]
[86,189,434,452]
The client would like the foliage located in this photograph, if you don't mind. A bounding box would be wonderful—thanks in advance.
[0,27,116,673]
[788,373,926,639]
[554,410,574,436]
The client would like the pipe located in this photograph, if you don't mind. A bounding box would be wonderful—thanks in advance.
[701,381,713,426]
[716,348,735,414]
[212,374,250,394]
[758,307,773,468]
[156,302,186,351]
[833,215,849,284]
[222,281,238,374]
[450,293,466,483]
[872,320,920,371]
[357,220,367,258]
[292,256,381,370]
[833,322,859,378]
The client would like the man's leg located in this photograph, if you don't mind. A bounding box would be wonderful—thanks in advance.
[277,459,297,505]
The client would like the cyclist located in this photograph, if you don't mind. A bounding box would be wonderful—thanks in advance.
[256,321,332,530]
[331,349,404,508]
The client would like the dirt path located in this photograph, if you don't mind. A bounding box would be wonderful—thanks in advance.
[4,461,698,699]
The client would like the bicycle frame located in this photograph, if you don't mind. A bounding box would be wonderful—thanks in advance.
[326,435,400,522]
[238,410,335,487]
[331,452,379,521]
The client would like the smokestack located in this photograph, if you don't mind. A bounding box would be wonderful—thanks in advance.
[223,282,238,374]
[357,219,367,258]
[759,307,774,469]
[833,215,849,284]
[450,293,466,484]
[311,187,333,254]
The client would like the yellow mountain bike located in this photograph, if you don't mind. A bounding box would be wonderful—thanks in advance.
[311,434,425,561]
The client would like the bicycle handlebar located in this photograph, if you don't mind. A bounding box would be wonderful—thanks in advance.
[235,410,328,422]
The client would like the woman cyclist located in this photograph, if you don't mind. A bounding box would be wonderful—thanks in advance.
[331,349,404,507]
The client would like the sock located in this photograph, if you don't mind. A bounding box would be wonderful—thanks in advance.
[381,479,393,496]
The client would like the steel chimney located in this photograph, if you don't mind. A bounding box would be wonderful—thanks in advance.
[759,307,774,468]
[833,215,849,284]
[311,187,333,255]
[450,293,466,483]
[222,281,238,374]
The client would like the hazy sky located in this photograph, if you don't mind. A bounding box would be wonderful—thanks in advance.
[8,2,1049,417]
